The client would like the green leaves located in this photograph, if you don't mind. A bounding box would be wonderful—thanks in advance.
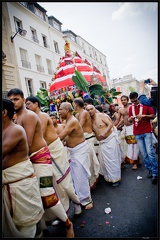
[89,84,106,97]
[72,70,89,92]
[36,88,50,112]
[72,70,122,105]
[109,88,122,97]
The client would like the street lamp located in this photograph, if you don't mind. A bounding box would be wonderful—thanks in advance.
[11,28,27,42]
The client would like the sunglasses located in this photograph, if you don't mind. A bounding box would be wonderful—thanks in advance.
[131,99,138,103]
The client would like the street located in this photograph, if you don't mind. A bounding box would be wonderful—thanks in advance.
[46,159,158,238]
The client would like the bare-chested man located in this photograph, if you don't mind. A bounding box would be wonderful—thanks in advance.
[86,104,122,187]
[73,98,100,189]
[115,95,140,170]
[7,88,74,238]
[2,98,44,238]
[83,98,100,159]
[95,105,125,168]
[50,113,65,135]
[26,96,81,216]
[58,102,93,210]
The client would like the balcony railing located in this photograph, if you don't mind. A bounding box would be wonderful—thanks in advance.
[32,36,39,43]
[55,49,60,54]
[37,65,44,72]
[21,60,31,68]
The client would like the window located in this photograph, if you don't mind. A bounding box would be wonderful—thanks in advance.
[70,34,76,42]
[30,27,39,43]
[35,54,44,72]
[14,17,23,32]
[19,48,31,68]
[40,81,47,89]
[46,59,54,75]
[100,55,102,64]
[42,35,50,48]
[19,2,28,7]
[35,54,41,65]
[34,7,44,20]
[89,47,92,57]
[82,42,85,53]
[53,41,60,54]
[25,78,34,96]
[94,51,97,60]
[53,21,60,31]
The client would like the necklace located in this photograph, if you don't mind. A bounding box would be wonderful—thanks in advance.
[132,104,143,127]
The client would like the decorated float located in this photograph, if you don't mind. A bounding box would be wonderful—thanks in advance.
[36,39,121,113]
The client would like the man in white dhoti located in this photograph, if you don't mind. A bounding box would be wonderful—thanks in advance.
[86,104,121,187]
[114,95,140,170]
[26,96,81,216]
[8,89,75,238]
[95,105,125,168]
[73,98,100,189]
[58,102,93,210]
[2,98,44,238]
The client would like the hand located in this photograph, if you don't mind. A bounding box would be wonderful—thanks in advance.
[137,114,142,119]
[128,116,135,122]
[148,79,158,86]
[97,134,105,141]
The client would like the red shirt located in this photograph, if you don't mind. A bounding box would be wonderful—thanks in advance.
[128,104,154,135]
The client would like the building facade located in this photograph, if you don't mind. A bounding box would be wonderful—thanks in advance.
[111,74,150,105]
[2,2,110,98]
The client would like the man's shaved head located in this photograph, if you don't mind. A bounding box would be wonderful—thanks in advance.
[60,102,73,112]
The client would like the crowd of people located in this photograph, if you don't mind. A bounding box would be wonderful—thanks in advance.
[2,78,158,238]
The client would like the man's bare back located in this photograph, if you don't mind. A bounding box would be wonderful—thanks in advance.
[25,99,59,146]
[37,111,58,145]
[15,109,46,154]
[8,93,47,155]
[3,122,29,169]
[75,109,93,133]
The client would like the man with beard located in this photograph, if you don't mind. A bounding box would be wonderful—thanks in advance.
[7,88,74,238]
[25,96,81,216]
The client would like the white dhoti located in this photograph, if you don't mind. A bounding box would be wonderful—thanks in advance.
[98,132,121,183]
[112,127,125,163]
[84,132,100,189]
[93,136,99,155]
[2,160,44,238]
[48,138,80,212]
[67,141,92,206]
[120,127,128,159]
[30,146,68,222]
[124,125,140,164]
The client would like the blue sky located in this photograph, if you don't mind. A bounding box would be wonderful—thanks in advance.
[39,2,158,82]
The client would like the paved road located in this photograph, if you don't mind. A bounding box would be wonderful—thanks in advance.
[46,160,158,238]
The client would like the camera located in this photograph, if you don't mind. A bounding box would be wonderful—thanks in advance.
[144,79,150,84]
